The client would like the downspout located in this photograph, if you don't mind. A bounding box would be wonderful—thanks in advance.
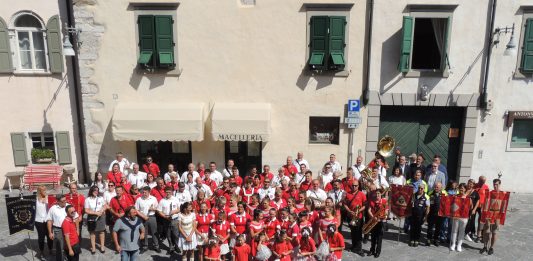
[481,0,497,109]
[66,0,89,183]
[362,0,374,105]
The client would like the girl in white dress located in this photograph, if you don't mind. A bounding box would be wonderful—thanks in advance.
[178,202,198,261]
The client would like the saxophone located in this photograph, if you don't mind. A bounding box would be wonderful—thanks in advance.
[350,205,361,226]
[362,198,389,234]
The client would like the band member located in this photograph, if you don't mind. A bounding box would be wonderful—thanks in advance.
[450,183,471,252]
[409,183,429,247]
[480,179,502,255]
[426,182,447,246]
[343,180,366,255]
[157,186,180,254]
[367,189,388,258]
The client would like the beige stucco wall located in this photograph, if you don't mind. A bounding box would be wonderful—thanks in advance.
[76,0,367,176]
[0,0,80,188]
[470,0,533,193]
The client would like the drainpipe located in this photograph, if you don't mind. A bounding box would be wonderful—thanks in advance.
[362,0,374,106]
[66,0,89,183]
[480,0,497,110]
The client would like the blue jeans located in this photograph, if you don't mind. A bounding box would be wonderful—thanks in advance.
[121,250,139,261]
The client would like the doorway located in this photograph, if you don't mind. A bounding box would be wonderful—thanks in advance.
[224,141,262,178]
[136,141,192,174]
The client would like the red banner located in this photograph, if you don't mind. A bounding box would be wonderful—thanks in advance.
[481,190,510,225]
[47,195,57,209]
[438,195,471,218]
[65,194,81,214]
[390,184,412,218]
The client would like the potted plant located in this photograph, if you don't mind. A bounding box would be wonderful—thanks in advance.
[31,148,55,164]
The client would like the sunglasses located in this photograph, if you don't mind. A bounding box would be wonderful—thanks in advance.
[109,185,115,187]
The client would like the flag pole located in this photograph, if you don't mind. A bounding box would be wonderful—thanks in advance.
[397,218,402,244]
[27,231,35,261]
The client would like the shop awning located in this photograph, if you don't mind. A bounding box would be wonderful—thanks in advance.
[212,103,271,142]
[112,102,204,141]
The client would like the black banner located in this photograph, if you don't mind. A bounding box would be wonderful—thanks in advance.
[5,195,36,235]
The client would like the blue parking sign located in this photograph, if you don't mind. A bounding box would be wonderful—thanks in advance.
[348,99,360,112]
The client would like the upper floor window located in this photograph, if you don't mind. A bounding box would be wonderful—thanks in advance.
[14,14,47,71]
[137,15,176,70]
[307,16,347,72]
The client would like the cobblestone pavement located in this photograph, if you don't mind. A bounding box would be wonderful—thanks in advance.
[0,190,531,260]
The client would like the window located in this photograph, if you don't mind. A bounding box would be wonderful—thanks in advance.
[510,119,533,148]
[30,132,55,151]
[518,16,533,75]
[399,13,452,76]
[308,16,347,71]
[309,117,340,145]
[137,15,175,69]
[14,14,47,71]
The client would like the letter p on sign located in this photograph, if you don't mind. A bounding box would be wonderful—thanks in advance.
[348,99,360,112]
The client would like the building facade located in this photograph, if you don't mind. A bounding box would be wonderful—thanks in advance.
[0,0,82,188]
[73,0,368,176]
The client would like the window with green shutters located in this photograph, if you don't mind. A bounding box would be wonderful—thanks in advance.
[137,15,175,69]
[308,16,346,71]
[10,132,28,166]
[520,18,533,73]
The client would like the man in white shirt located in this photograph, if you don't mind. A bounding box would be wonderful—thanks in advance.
[295,163,308,185]
[306,179,327,208]
[180,163,200,183]
[189,177,213,200]
[135,186,160,252]
[352,156,366,180]
[257,178,276,201]
[47,194,79,261]
[173,182,192,205]
[320,163,334,187]
[128,164,147,189]
[371,167,389,190]
[327,154,342,173]
[222,159,235,178]
[327,179,346,205]
[272,167,290,188]
[108,152,131,176]
[157,187,180,254]
[163,164,175,183]
[208,161,224,186]
[293,151,310,173]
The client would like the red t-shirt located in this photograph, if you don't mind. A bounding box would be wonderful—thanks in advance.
[279,218,290,231]
[213,221,230,243]
[166,181,179,191]
[271,198,287,210]
[203,179,217,192]
[66,193,85,216]
[282,189,299,202]
[142,163,160,177]
[110,194,134,218]
[265,218,281,238]
[229,212,250,234]
[299,181,311,192]
[328,232,345,259]
[192,200,211,214]
[150,187,166,202]
[233,176,243,186]
[211,205,231,218]
[107,171,123,186]
[287,222,300,246]
[196,213,214,233]
[344,191,367,219]
[61,217,79,247]
[369,198,389,216]
[273,241,293,261]
[299,237,316,253]
[233,243,251,261]
[476,184,490,204]
[204,244,221,260]
[240,187,256,204]
[342,177,356,194]
[283,165,299,177]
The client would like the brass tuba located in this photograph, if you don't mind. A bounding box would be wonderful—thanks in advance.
[377,135,396,158]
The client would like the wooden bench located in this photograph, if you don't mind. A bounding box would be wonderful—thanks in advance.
[23,165,63,191]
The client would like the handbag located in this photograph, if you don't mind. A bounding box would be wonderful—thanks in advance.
[87,198,101,223]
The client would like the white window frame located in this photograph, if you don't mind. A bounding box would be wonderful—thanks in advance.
[506,119,533,152]
[9,12,49,73]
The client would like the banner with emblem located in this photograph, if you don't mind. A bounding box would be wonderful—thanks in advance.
[438,195,471,218]
[481,190,510,225]
[390,184,412,217]
[5,195,37,235]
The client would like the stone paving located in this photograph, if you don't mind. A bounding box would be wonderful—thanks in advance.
[0,189,531,260]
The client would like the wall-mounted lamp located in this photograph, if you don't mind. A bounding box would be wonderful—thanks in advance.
[63,24,82,57]
[494,24,517,56]
[419,85,429,101]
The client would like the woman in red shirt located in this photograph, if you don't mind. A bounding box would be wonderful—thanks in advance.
[272,188,287,210]
[246,194,260,216]
[264,208,280,241]
[204,237,221,261]
[324,197,342,229]
[249,209,265,256]
[228,195,239,217]
[318,206,339,244]
[212,211,230,260]
[298,211,313,235]
[272,230,293,261]
[240,179,256,204]
[229,202,250,247]
[286,213,300,247]
[297,227,316,260]
[279,208,290,231]
[193,190,211,214]
[196,202,213,261]
[326,224,345,259]
[107,163,122,186]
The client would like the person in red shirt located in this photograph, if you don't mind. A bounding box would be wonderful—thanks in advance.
[195,202,213,261]
[343,180,366,255]
[299,171,313,192]
[120,175,132,194]
[107,163,123,186]
[204,238,221,261]
[282,156,299,177]
[272,189,287,210]
[229,202,250,241]
[272,230,293,261]
[475,175,489,242]
[66,183,85,241]
[264,208,280,241]
[260,165,274,182]
[283,181,299,202]
[342,168,357,194]
[203,170,218,193]
[61,205,80,261]
[246,194,260,216]
[229,167,243,186]
[193,190,212,214]
[286,213,300,247]
[367,189,389,258]
[150,178,167,202]
[142,156,160,178]
[279,208,291,231]
[326,224,345,259]
[212,197,231,218]
[232,234,251,261]
[166,173,180,191]
[240,179,256,205]
[297,227,316,259]
[109,186,134,222]
[213,211,231,259]
[249,209,265,256]
[197,162,206,178]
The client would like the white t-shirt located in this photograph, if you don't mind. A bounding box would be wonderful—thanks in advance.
[320,171,334,187]
[327,161,342,173]
[351,164,366,180]
[257,187,275,201]
[47,204,79,227]
[103,190,117,204]
[389,175,406,186]
[293,159,310,173]
[188,183,213,200]
[222,168,233,178]
[327,189,345,205]
[35,198,48,223]
[84,196,106,212]
[209,170,224,186]
[307,189,327,202]
[135,195,158,216]
[163,172,174,183]
[128,172,147,188]
[180,171,200,183]
[295,173,306,185]
[109,158,131,175]
[271,175,290,188]
[158,196,180,219]
[174,191,192,205]
[145,181,157,189]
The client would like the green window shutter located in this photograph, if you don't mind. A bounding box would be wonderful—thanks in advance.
[154,15,175,68]
[0,17,13,73]
[55,131,72,165]
[308,16,329,70]
[46,15,64,73]
[399,16,414,73]
[138,15,156,67]
[442,17,451,70]
[328,16,346,70]
[10,132,28,166]
[521,18,533,73]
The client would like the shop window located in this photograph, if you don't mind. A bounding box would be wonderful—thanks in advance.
[309,117,340,145]
[510,119,533,148]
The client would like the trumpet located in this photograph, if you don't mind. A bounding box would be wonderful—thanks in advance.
[350,205,361,226]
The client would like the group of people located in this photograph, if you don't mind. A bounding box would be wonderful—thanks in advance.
[34,151,503,261]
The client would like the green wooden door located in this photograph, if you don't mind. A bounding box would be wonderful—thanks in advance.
[378,106,463,181]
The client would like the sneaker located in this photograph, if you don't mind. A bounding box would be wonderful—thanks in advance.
[426,240,431,246]
[154,248,161,253]
[457,245,463,252]
[465,234,473,242]
[479,247,487,254]
[474,236,481,243]
[488,248,494,255]
[414,241,419,247]
[408,241,413,247]
[450,244,455,251]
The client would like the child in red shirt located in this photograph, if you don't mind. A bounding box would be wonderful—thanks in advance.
[298,227,316,259]
[232,234,251,261]
[204,238,221,261]
[326,224,345,259]
[272,230,293,261]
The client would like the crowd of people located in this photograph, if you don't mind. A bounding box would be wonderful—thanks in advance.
[34,150,503,261]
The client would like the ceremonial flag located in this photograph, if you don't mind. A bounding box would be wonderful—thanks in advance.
[66,193,80,214]
[481,190,510,225]
[390,184,412,217]
[47,194,57,209]
[5,195,37,235]
[438,195,470,218]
